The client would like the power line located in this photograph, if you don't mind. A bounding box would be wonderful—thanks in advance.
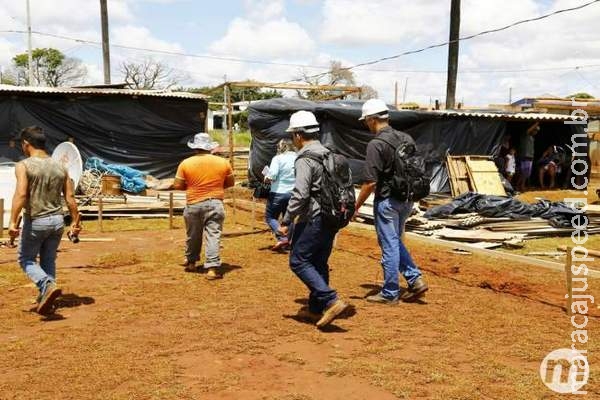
[2,28,600,77]
[278,0,600,84]
[1,0,599,81]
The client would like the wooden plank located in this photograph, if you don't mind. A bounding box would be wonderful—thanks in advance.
[465,158,506,196]
[566,247,573,316]
[436,228,525,242]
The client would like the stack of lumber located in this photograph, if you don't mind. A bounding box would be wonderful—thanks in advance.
[78,192,186,219]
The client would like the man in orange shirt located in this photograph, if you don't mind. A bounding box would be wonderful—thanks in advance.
[173,133,234,280]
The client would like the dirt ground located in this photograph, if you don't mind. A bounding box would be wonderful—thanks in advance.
[1,205,599,399]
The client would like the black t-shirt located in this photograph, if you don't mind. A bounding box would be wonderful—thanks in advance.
[363,126,416,199]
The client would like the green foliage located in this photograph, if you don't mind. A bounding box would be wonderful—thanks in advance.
[567,92,595,99]
[12,47,86,86]
[188,82,283,104]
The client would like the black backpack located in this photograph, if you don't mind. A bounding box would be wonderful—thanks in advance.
[297,151,356,231]
[375,135,430,202]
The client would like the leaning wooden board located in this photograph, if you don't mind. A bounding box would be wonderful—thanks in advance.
[465,158,507,196]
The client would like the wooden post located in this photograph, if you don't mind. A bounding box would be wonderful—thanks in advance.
[445,0,460,110]
[566,246,573,316]
[169,192,174,230]
[0,198,4,238]
[251,196,256,231]
[98,195,104,233]
[226,83,237,225]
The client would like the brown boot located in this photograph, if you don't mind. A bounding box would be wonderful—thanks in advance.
[316,299,348,328]
[180,258,197,272]
[37,282,62,315]
[400,277,429,303]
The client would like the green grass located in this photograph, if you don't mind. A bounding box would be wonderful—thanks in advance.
[209,130,252,148]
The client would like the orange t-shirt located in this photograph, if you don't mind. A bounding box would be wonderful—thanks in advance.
[175,154,233,204]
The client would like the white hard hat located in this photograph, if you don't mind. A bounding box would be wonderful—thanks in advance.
[359,99,389,121]
[286,110,320,133]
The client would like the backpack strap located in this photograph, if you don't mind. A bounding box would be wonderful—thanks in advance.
[373,135,397,150]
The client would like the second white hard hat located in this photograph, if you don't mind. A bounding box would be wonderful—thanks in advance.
[286,110,320,133]
[359,99,389,121]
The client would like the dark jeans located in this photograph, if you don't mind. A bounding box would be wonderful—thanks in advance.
[289,215,337,313]
[265,192,291,242]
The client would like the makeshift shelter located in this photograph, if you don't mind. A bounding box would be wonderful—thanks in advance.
[0,85,208,178]
[248,98,589,193]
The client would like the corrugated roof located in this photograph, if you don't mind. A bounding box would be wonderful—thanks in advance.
[431,110,576,121]
[0,84,208,100]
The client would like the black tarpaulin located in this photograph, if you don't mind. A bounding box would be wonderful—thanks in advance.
[247,99,588,193]
[0,92,207,178]
[248,98,506,192]
[424,191,582,227]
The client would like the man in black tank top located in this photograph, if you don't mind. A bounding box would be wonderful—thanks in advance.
[9,126,81,315]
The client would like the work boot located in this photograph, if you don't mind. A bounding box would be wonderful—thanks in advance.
[296,308,322,324]
[206,267,223,280]
[37,282,62,315]
[180,258,197,272]
[400,277,429,303]
[366,292,399,305]
[316,299,348,328]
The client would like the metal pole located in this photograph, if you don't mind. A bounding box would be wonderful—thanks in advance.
[100,0,111,84]
[403,77,408,103]
[26,0,34,85]
[445,0,461,110]
[394,81,398,109]
[509,87,513,104]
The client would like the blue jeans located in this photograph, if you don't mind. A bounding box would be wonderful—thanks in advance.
[18,214,65,297]
[374,197,422,299]
[265,192,291,242]
[290,215,337,314]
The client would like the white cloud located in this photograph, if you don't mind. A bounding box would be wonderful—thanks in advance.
[112,25,184,53]
[209,0,315,59]
[320,0,447,46]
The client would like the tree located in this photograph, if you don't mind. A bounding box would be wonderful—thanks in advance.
[567,92,595,99]
[120,58,185,90]
[12,48,87,87]
[298,60,372,100]
[0,68,17,85]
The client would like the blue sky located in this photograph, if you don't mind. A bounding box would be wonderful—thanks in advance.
[1,0,599,105]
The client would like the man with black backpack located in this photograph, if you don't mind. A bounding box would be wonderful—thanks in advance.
[278,110,352,328]
[355,99,429,305]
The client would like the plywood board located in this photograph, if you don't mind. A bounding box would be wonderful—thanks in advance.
[465,158,507,196]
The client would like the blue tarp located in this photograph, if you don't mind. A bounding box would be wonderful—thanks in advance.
[85,157,147,194]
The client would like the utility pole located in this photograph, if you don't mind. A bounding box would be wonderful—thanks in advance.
[445,0,461,110]
[509,87,513,104]
[100,0,111,84]
[403,77,409,103]
[26,0,34,86]
[394,81,399,109]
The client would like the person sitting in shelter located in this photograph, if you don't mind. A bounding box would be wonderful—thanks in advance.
[538,145,561,189]
[173,133,234,280]
[264,139,296,251]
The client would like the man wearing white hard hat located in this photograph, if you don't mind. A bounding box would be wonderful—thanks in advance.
[173,133,234,280]
[355,99,429,304]
[278,111,349,328]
